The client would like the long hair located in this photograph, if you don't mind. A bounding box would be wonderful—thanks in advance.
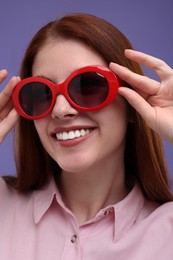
[4,13,173,203]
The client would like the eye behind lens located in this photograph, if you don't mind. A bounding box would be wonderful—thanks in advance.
[68,72,109,108]
[19,82,52,116]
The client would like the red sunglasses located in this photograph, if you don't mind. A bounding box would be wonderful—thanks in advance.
[12,65,121,120]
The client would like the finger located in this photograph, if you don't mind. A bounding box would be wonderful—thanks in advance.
[110,62,160,95]
[0,100,14,122]
[0,108,19,144]
[0,69,8,83]
[118,87,155,126]
[124,49,173,80]
[0,76,20,110]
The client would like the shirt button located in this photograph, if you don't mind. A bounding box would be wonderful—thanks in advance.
[71,234,78,243]
[104,208,112,216]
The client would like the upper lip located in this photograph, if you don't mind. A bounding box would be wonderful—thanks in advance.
[50,125,96,136]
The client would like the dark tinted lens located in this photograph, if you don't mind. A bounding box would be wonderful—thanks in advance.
[19,82,52,116]
[68,72,109,108]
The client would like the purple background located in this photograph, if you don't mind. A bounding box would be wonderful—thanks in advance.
[0,0,173,178]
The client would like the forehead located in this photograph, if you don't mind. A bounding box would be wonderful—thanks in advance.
[32,39,107,78]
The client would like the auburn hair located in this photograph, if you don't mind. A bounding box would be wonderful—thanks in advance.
[4,13,173,203]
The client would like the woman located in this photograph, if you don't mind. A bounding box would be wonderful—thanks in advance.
[0,13,173,259]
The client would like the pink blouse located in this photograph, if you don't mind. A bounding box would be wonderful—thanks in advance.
[0,176,173,259]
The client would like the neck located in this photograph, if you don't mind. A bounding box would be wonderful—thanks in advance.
[58,161,128,225]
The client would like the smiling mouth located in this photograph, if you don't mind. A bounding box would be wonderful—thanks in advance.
[55,128,94,141]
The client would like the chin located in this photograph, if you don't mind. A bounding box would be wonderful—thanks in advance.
[60,164,88,174]
[51,149,99,174]
[57,159,94,174]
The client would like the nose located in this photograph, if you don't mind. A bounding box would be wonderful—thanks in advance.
[51,94,78,119]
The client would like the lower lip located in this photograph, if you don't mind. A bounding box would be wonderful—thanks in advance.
[54,129,96,147]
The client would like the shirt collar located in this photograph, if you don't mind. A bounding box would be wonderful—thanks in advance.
[33,177,145,243]
[33,177,61,224]
[112,184,144,243]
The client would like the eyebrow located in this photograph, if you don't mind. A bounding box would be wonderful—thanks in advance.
[37,74,56,83]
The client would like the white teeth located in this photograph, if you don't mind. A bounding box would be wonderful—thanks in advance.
[56,129,91,141]
[62,132,68,140]
[75,130,80,137]
[59,133,63,140]
[68,131,75,139]
[81,129,86,136]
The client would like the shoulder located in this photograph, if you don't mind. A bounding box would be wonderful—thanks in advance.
[0,176,19,200]
[0,177,18,214]
[0,176,32,208]
[139,199,173,236]
[133,184,173,229]
[152,200,173,220]
[0,176,13,195]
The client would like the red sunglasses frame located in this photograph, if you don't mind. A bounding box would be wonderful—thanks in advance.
[12,65,121,120]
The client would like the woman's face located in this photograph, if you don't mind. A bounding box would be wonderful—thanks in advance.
[33,39,128,173]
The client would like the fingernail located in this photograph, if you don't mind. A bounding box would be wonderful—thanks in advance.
[0,69,8,77]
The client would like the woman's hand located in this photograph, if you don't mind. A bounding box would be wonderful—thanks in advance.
[109,50,173,144]
[0,70,20,143]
